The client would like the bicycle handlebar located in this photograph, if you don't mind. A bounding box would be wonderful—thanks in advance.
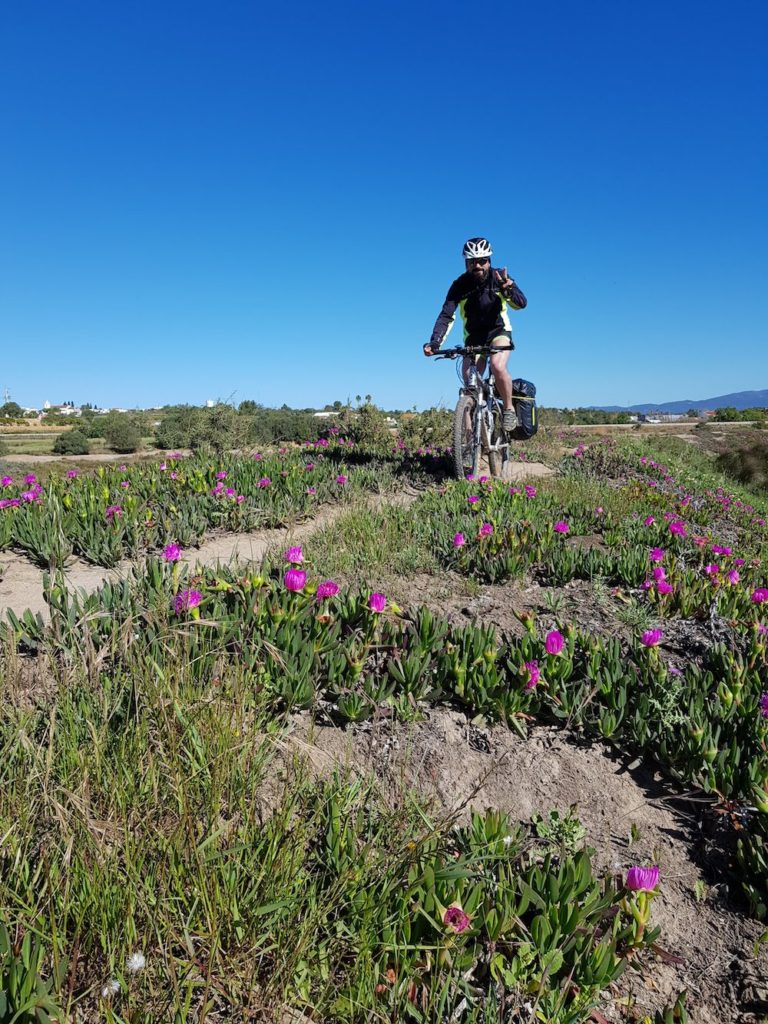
[430,344,513,359]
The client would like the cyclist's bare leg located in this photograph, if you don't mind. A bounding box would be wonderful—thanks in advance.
[489,345,513,410]
[462,353,485,386]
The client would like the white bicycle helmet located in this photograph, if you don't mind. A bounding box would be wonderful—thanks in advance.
[462,236,493,259]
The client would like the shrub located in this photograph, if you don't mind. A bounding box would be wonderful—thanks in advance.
[105,417,142,454]
[716,437,768,492]
[53,429,89,455]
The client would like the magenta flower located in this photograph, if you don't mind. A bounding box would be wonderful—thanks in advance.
[643,515,655,526]
[524,660,540,690]
[216,471,227,480]
[443,906,471,934]
[467,495,479,505]
[336,474,348,485]
[545,630,565,655]
[705,564,720,576]
[159,462,167,471]
[478,522,493,537]
[669,520,687,537]
[649,547,664,562]
[306,486,317,495]
[368,592,387,613]
[760,693,768,718]
[316,580,340,600]
[67,469,78,478]
[752,589,768,604]
[24,474,36,485]
[105,505,123,521]
[305,462,315,471]
[253,452,263,460]
[1,476,13,487]
[525,485,537,498]
[170,471,178,480]
[453,532,466,548]
[554,521,569,534]
[641,629,663,647]
[257,477,271,488]
[284,569,307,592]
[285,546,304,564]
[712,544,732,556]
[727,570,740,585]
[163,543,182,562]
[174,589,203,614]
[652,566,666,582]
[120,480,130,489]
[626,866,660,892]
[657,581,674,595]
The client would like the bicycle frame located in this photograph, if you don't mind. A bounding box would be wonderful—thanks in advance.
[433,344,512,479]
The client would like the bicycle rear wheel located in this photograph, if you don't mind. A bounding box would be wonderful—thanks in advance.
[453,393,480,480]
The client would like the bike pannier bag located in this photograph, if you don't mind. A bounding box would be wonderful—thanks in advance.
[511,379,538,440]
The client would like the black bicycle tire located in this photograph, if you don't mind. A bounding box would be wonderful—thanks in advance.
[488,404,504,478]
[453,393,480,480]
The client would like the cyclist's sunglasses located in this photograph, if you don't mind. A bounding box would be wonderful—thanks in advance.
[465,257,490,266]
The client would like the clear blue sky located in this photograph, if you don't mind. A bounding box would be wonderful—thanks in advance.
[2,0,766,411]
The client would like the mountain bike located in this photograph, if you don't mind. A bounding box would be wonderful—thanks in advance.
[430,344,514,480]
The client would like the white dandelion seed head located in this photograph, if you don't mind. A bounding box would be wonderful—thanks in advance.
[126,951,146,974]
[101,979,120,998]
[502,834,514,846]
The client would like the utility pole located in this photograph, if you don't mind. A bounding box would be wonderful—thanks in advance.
[2,386,9,403]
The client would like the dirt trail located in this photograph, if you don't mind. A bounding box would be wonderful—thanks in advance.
[0,463,556,621]
[0,494,409,621]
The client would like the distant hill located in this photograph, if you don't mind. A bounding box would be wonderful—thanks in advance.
[592,389,768,414]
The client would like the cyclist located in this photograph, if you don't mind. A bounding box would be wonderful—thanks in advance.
[423,237,527,431]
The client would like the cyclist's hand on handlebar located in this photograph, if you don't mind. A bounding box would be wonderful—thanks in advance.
[423,342,439,357]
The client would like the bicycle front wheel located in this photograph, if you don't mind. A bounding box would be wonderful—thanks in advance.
[488,404,505,479]
[453,393,480,480]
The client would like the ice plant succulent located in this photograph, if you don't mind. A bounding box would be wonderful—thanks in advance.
[316,580,340,600]
[545,630,565,655]
[554,520,569,534]
[284,569,307,592]
[641,629,663,647]
[453,532,466,548]
[623,866,660,949]
[368,592,387,613]
[478,522,493,537]
[174,589,202,615]
[524,660,540,690]
[626,865,659,892]
[443,905,471,934]
[163,543,182,562]
[285,546,304,564]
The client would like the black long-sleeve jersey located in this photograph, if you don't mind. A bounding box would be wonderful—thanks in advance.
[429,269,527,350]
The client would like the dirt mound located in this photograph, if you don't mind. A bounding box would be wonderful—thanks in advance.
[273,708,764,1023]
